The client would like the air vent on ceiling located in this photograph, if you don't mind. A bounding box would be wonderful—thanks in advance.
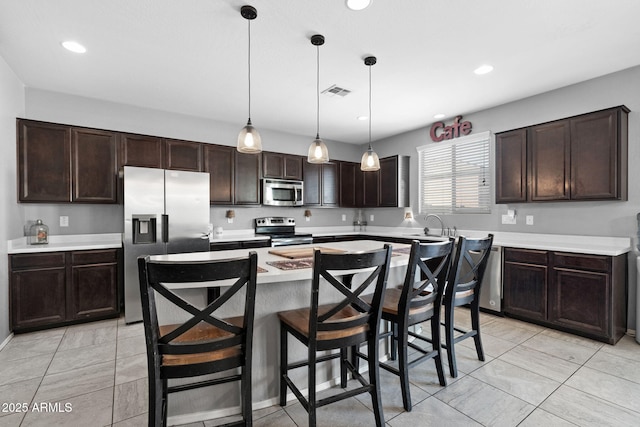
[321,85,351,97]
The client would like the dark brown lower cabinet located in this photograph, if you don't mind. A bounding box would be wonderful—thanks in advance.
[503,247,626,344]
[10,249,121,332]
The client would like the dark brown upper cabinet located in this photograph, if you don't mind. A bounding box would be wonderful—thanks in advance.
[203,144,234,205]
[263,152,303,180]
[71,128,118,203]
[18,119,117,204]
[528,121,571,201]
[165,138,202,172]
[362,170,380,207]
[495,129,527,203]
[18,119,71,202]
[120,133,165,169]
[379,155,409,207]
[304,162,339,207]
[495,106,628,204]
[339,161,363,208]
[121,135,202,172]
[235,152,262,205]
[570,108,627,200]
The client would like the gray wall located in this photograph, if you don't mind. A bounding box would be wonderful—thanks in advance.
[0,56,26,342]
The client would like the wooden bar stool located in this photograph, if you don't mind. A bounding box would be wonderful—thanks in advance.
[277,245,392,427]
[442,234,494,378]
[359,239,454,411]
[138,252,258,427]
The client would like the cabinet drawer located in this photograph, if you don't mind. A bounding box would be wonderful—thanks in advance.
[71,249,118,265]
[552,252,610,272]
[11,252,66,270]
[504,248,547,265]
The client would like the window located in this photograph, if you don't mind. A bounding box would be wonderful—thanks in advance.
[417,131,491,214]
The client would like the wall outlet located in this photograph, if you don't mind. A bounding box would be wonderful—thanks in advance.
[60,216,69,227]
[501,214,516,225]
[341,214,346,221]
[526,215,534,225]
[369,214,374,222]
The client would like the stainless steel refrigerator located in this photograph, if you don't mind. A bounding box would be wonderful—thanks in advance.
[123,166,211,323]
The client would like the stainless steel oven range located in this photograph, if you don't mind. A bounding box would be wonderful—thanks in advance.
[254,217,313,247]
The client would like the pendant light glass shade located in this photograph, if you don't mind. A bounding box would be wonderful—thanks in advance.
[308,136,329,163]
[307,34,329,164]
[238,120,262,153]
[361,56,380,171]
[237,5,262,154]
[361,145,380,171]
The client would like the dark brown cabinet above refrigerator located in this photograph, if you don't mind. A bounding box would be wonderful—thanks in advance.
[495,106,628,204]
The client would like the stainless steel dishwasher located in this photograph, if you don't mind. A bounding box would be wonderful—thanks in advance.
[478,246,502,314]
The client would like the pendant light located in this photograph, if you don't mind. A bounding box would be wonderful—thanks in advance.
[307,34,330,164]
[237,5,262,153]
[360,56,380,171]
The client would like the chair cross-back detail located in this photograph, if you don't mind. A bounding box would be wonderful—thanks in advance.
[138,252,258,427]
[278,245,392,427]
[358,239,454,411]
[442,234,494,378]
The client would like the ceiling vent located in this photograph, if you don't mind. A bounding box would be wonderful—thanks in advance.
[321,84,351,97]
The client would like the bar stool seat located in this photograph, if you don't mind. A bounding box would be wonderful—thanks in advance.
[278,305,368,341]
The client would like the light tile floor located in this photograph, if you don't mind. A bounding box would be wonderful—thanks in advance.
[1,308,639,426]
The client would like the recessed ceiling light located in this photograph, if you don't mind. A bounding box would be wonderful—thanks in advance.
[474,64,494,75]
[357,116,368,121]
[433,113,446,119]
[61,41,87,54]
[346,0,372,11]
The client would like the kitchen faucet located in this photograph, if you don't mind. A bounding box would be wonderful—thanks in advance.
[424,214,445,236]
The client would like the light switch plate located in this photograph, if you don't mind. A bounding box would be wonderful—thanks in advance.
[526,215,534,225]
[370,214,374,222]
[501,214,516,225]
[60,216,69,227]
[341,214,346,221]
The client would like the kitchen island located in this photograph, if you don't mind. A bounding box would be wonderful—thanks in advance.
[148,239,412,425]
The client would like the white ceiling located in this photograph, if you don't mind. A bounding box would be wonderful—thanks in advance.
[1,0,640,144]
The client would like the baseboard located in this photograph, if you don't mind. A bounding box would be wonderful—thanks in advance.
[0,333,14,351]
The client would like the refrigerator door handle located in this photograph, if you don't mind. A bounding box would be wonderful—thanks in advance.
[162,214,169,243]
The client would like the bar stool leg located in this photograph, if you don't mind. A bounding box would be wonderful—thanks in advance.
[308,348,317,427]
[431,315,447,386]
[470,301,485,361]
[397,321,411,411]
[390,321,398,361]
[367,335,384,427]
[444,305,458,378]
[279,324,288,406]
[340,347,348,387]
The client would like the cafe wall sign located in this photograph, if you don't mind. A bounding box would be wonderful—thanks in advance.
[430,115,472,142]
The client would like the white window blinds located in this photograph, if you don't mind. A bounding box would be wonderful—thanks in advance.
[417,131,491,214]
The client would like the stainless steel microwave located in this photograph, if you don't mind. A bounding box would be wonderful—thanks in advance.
[262,178,304,206]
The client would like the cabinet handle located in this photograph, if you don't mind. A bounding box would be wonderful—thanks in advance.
[162,214,169,243]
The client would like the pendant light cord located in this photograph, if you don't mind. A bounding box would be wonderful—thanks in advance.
[247,19,252,121]
[316,44,320,139]
[368,64,372,150]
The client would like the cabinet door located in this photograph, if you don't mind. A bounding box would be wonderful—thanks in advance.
[495,129,527,203]
[339,162,361,207]
[284,155,303,180]
[303,162,321,206]
[362,170,380,207]
[204,144,234,205]
[235,152,261,205]
[71,128,118,203]
[570,108,620,200]
[502,248,548,322]
[529,121,570,201]
[321,162,339,206]
[17,120,71,202]
[10,252,67,331]
[69,250,119,320]
[379,156,398,207]
[120,134,164,168]
[548,267,610,338]
[165,139,202,172]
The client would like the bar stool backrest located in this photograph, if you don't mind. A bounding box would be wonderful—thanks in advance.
[444,235,494,307]
[310,245,393,351]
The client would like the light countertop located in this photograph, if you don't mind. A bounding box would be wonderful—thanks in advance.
[8,233,122,254]
[7,228,632,257]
